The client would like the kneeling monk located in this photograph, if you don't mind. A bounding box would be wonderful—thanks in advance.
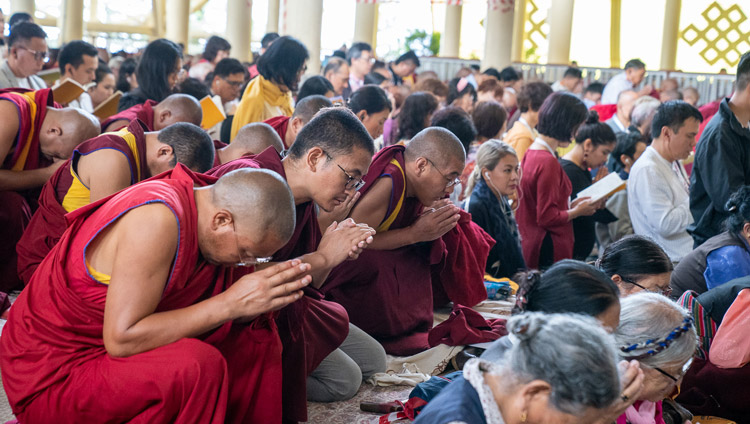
[263,94,332,149]
[324,127,468,355]
[1,165,311,423]
[209,108,382,422]
[213,122,284,168]
[16,120,215,284]
[100,93,202,132]
[0,87,100,291]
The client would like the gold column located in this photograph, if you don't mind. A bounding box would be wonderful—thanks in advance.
[547,0,574,64]
[354,1,378,47]
[285,0,323,74]
[227,0,252,62]
[511,0,526,62]
[10,0,34,15]
[267,0,280,33]
[165,0,190,48]
[610,0,621,68]
[660,0,681,70]
[60,0,85,44]
[440,4,462,58]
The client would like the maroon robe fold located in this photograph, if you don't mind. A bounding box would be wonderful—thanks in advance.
[264,115,291,148]
[101,99,157,131]
[208,146,350,423]
[677,357,750,423]
[0,164,283,423]
[16,119,151,284]
[212,139,227,168]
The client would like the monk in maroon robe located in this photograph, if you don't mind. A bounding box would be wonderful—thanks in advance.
[1,164,312,423]
[16,120,214,284]
[262,94,332,148]
[210,108,380,423]
[101,93,203,132]
[0,88,100,291]
[214,122,284,168]
[324,128,483,355]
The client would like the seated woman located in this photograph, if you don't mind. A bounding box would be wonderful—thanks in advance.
[560,110,618,260]
[393,91,438,145]
[614,292,697,423]
[118,39,183,111]
[671,186,750,298]
[296,76,334,101]
[461,101,508,192]
[598,235,674,297]
[596,131,648,251]
[347,84,392,141]
[415,312,623,424]
[503,81,553,161]
[464,140,525,279]
[87,62,115,110]
[446,77,477,115]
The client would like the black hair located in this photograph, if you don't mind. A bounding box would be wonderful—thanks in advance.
[135,38,183,102]
[650,100,703,139]
[177,77,211,101]
[213,57,246,79]
[287,107,375,159]
[469,64,480,72]
[724,186,750,233]
[292,94,333,123]
[261,32,280,49]
[563,67,583,79]
[397,92,439,141]
[513,260,620,317]
[585,82,605,95]
[257,35,309,91]
[472,101,507,140]
[331,50,346,60]
[499,66,520,82]
[431,106,477,152]
[58,40,98,73]
[93,62,113,84]
[736,51,750,92]
[598,235,673,282]
[364,72,387,86]
[483,67,502,80]
[7,22,46,47]
[348,84,391,115]
[297,76,333,101]
[395,50,420,67]
[447,77,477,106]
[116,57,138,93]
[537,92,588,142]
[517,81,553,113]
[157,122,215,173]
[203,36,231,62]
[347,42,372,62]
[575,111,617,147]
[612,130,645,169]
[8,12,32,29]
[624,58,646,70]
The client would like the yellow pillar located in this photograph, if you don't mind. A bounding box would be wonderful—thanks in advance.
[60,0,85,44]
[482,1,515,70]
[511,0,526,62]
[353,1,378,47]
[165,0,190,48]
[440,4,462,58]
[285,0,323,75]
[610,0,621,68]
[660,0,681,70]
[547,0,574,64]
[267,0,280,33]
[10,0,34,15]
[227,0,252,62]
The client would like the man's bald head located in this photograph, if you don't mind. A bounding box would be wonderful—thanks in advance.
[231,122,284,155]
[154,94,203,130]
[291,95,333,124]
[211,168,296,249]
[617,90,638,109]
[405,127,466,167]
[40,107,101,160]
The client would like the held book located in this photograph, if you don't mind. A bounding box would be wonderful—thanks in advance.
[92,90,123,120]
[200,95,226,129]
[52,78,85,105]
[576,172,626,203]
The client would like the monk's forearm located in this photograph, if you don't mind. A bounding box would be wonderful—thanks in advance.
[0,168,51,191]
[299,252,332,289]
[368,227,417,250]
[104,295,233,358]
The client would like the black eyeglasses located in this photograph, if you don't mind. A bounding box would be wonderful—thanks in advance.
[653,358,692,383]
[222,77,244,88]
[621,277,672,297]
[426,158,461,189]
[324,152,365,191]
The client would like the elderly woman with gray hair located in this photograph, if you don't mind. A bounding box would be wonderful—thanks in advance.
[414,312,632,424]
[615,292,698,423]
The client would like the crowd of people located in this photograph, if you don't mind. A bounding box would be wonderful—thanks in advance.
[0,10,748,423]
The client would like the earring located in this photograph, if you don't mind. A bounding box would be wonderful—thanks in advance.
[520,411,527,422]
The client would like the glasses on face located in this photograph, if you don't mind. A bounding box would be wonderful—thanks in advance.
[621,277,672,297]
[653,358,693,384]
[426,158,461,189]
[324,152,365,191]
[232,221,273,267]
[222,77,244,88]
[17,45,49,63]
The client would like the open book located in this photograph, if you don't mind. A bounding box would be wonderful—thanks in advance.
[576,172,626,203]
[92,90,123,120]
[52,78,85,105]
[200,95,226,129]
[37,69,61,87]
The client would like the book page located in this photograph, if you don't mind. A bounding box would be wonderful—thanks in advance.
[52,79,85,105]
[576,172,625,202]
[93,91,123,120]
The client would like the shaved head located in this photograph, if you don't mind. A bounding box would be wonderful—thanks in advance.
[210,168,296,246]
[405,127,466,166]
[291,95,333,124]
[42,107,101,159]
[232,122,284,155]
[154,94,203,129]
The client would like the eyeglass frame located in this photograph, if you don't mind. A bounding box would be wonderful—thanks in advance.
[620,276,672,297]
[323,151,366,191]
[221,76,244,88]
[652,357,693,383]
[425,158,461,189]
[232,221,273,267]
[16,45,49,63]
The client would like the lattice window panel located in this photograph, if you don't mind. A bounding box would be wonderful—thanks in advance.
[522,0,549,62]
[680,2,750,67]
